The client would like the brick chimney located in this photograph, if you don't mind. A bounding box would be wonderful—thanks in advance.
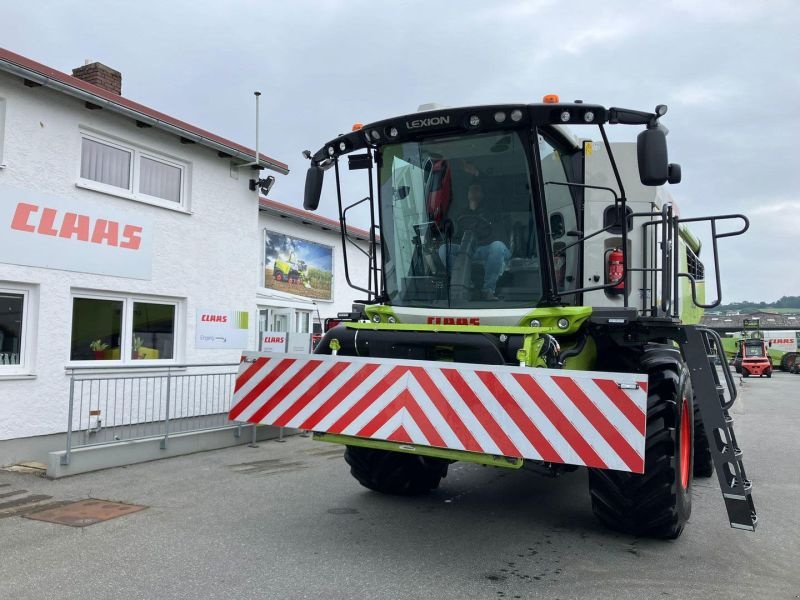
[72,61,122,95]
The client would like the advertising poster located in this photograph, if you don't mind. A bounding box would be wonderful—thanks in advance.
[264,229,333,301]
[195,309,249,349]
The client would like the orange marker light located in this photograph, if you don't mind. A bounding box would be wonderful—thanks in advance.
[352,123,364,131]
[543,94,559,104]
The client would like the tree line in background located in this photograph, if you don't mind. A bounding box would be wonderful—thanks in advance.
[718,296,800,312]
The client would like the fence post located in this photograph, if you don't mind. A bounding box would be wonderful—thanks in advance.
[248,423,259,448]
[61,371,75,465]
[161,368,172,450]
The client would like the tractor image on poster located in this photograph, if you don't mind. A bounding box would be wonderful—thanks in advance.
[273,254,310,287]
[231,97,756,539]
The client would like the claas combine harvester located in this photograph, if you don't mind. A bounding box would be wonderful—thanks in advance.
[230,96,756,538]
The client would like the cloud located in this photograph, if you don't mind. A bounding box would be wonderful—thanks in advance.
[558,17,644,56]
[667,0,780,23]
[668,80,741,107]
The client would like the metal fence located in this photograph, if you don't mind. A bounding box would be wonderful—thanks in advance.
[62,362,240,465]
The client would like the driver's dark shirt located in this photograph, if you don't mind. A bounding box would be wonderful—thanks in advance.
[455,204,500,244]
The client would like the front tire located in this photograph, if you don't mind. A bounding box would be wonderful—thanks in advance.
[588,350,693,539]
[693,400,713,478]
[344,446,449,495]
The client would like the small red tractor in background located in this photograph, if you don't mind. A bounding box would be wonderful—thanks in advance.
[736,338,772,378]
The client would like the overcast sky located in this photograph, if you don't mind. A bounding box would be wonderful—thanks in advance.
[3,1,798,302]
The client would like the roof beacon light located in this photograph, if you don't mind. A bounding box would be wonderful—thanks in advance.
[352,123,363,131]
[543,94,559,104]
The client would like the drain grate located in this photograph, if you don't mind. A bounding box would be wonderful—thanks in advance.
[23,499,147,527]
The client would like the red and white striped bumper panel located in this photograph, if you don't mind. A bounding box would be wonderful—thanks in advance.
[229,352,648,473]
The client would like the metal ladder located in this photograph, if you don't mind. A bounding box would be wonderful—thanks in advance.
[681,325,757,531]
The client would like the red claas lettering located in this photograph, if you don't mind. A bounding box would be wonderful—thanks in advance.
[426,316,481,326]
[201,315,228,323]
[10,202,144,250]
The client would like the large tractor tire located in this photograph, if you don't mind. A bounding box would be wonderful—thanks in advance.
[693,401,713,478]
[780,352,798,372]
[588,349,693,539]
[344,446,449,495]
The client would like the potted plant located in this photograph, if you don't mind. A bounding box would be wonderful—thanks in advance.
[89,339,109,360]
[132,335,144,360]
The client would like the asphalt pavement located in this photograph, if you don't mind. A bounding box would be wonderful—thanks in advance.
[1,371,798,600]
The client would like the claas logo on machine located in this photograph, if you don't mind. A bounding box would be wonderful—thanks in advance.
[427,316,481,326]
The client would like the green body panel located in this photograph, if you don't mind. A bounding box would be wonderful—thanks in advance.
[679,225,702,255]
[677,240,705,325]
[562,335,598,371]
[314,432,524,469]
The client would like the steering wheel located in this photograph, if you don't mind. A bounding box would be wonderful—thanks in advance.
[456,214,493,241]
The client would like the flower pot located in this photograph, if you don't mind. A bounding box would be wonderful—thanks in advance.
[93,350,105,360]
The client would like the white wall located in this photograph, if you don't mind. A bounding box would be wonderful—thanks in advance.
[0,71,262,440]
[257,212,376,323]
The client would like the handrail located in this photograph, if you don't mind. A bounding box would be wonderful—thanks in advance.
[65,362,239,373]
[698,327,738,410]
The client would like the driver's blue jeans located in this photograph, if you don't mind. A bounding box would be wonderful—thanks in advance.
[438,240,511,293]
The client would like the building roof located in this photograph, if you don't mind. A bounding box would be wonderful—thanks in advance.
[258,197,375,242]
[0,47,289,174]
[701,310,800,331]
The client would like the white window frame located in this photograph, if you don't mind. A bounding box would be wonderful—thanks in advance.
[69,291,182,366]
[76,131,189,212]
[0,283,36,378]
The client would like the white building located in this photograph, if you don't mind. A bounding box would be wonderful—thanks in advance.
[0,48,373,462]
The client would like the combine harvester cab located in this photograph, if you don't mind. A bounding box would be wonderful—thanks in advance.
[231,98,756,539]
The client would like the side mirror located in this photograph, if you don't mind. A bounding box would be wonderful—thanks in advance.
[303,165,324,211]
[637,128,669,186]
[667,163,681,184]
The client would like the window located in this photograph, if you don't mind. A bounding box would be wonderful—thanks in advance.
[70,293,178,363]
[80,138,131,189]
[295,311,311,333]
[539,133,580,296]
[78,133,187,209]
[0,284,35,374]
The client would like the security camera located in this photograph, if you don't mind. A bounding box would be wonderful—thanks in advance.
[249,175,276,195]
[302,150,312,160]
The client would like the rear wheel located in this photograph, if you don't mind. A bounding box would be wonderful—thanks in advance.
[588,351,693,539]
[344,446,449,495]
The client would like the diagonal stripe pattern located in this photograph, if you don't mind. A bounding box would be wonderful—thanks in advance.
[229,352,648,473]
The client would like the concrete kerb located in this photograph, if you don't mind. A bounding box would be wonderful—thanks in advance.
[46,425,294,479]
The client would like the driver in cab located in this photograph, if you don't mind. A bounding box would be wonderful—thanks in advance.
[438,181,511,301]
